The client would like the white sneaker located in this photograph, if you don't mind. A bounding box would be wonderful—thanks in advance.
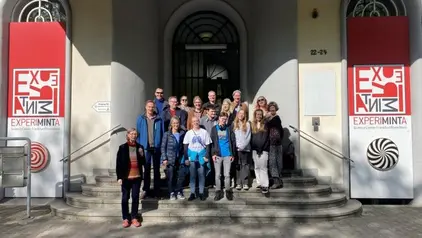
[177,192,185,200]
[243,185,249,190]
[170,192,176,200]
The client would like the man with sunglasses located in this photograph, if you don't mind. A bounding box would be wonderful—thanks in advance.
[154,88,168,115]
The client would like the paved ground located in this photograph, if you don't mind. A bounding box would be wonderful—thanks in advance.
[0,204,422,238]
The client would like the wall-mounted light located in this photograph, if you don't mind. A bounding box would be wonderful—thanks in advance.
[312,8,319,19]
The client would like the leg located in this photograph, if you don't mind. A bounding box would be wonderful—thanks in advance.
[214,157,223,191]
[252,151,261,187]
[277,145,284,178]
[152,151,161,195]
[197,164,205,194]
[189,162,197,195]
[223,157,232,191]
[166,165,175,195]
[130,178,142,220]
[268,146,280,182]
[121,179,131,221]
[142,151,152,192]
[259,152,270,188]
[175,165,186,194]
[239,152,249,187]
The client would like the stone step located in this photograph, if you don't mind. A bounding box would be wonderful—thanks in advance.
[66,192,347,209]
[51,199,362,223]
[81,184,332,198]
[95,175,317,188]
[107,169,303,177]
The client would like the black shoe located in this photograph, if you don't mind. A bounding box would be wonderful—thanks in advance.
[199,193,206,201]
[214,190,224,201]
[188,193,196,201]
[225,190,233,201]
[261,187,269,194]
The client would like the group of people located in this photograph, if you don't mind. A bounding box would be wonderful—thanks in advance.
[115,88,286,228]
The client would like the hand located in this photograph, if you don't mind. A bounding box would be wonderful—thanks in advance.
[138,148,144,157]
[212,155,217,161]
[229,156,234,162]
[117,179,122,185]
[162,160,168,166]
[203,157,209,162]
[185,160,190,166]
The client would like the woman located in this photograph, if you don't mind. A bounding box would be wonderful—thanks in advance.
[116,128,145,228]
[161,116,187,200]
[221,98,235,126]
[179,95,191,112]
[266,101,284,189]
[187,96,205,130]
[255,96,268,115]
[183,116,212,201]
[233,109,252,190]
[251,109,270,194]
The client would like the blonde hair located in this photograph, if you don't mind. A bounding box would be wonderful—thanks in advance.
[221,98,232,113]
[251,109,266,133]
[193,96,202,104]
[169,116,180,131]
[233,109,247,132]
[126,128,137,140]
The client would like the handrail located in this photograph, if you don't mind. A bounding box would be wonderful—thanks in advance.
[60,124,124,162]
[289,125,354,163]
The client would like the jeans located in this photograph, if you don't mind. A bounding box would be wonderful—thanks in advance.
[214,156,232,191]
[166,164,186,195]
[189,161,205,195]
[121,177,142,220]
[143,149,161,194]
[236,151,251,186]
[253,150,269,187]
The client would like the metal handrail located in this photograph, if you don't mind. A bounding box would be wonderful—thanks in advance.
[289,125,354,163]
[60,124,124,162]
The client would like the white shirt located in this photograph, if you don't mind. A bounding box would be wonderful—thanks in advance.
[183,128,212,152]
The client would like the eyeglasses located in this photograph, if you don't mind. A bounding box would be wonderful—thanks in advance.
[155,91,163,94]
[258,98,265,102]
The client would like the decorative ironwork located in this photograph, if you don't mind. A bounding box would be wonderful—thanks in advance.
[14,0,66,22]
[346,0,407,17]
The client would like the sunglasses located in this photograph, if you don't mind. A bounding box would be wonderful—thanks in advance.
[258,98,265,102]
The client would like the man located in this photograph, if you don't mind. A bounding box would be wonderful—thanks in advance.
[230,90,248,119]
[178,95,191,112]
[200,104,218,135]
[210,112,236,201]
[162,96,188,131]
[202,90,221,115]
[154,88,168,115]
[136,100,163,198]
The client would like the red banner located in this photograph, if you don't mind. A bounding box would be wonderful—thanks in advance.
[347,17,410,116]
[8,22,66,118]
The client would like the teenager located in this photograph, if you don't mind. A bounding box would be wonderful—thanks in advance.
[221,98,235,126]
[161,116,187,200]
[211,112,236,201]
[266,101,284,189]
[136,100,163,199]
[200,104,218,135]
[250,109,270,194]
[116,128,146,228]
[162,96,188,132]
[183,116,212,201]
[233,109,252,190]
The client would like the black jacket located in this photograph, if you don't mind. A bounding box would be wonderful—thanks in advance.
[161,107,188,132]
[251,129,270,155]
[115,142,146,181]
[210,124,236,157]
[266,115,284,145]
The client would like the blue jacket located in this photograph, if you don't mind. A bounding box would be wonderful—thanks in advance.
[161,130,185,165]
[136,114,163,151]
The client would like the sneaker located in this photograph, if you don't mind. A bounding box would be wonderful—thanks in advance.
[256,185,262,190]
[188,193,196,201]
[225,190,234,201]
[131,219,142,227]
[122,219,130,228]
[199,193,206,201]
[177,192,185,200]
[243,185,249,191]
[214,190,224,201]
[235,184,242,190]
[169,192,176,200]
[261,187,269,194]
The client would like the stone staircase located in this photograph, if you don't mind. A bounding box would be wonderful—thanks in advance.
[50,169,362,223]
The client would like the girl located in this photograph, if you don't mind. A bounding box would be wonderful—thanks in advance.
[187,96,205,130]
[161,116,187,200]
[266,101,284,189]
[116,128,145,228]
[233,109,252,190]
[221,98,235,126]
[250,109,270,194]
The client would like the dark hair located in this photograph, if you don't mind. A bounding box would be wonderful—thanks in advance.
[206,104,216,111]
[219,112,229,118]
[268,101,279,111]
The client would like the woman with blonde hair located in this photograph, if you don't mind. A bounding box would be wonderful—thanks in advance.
[233,109,252,190]
[221,98,235,126]
[254,96,268,114]
[187,96,205,130]
[116,128,146,228]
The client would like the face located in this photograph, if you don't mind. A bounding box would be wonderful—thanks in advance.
[269,106,277,116]
[207,109,216,118]
[194,99,202,109]
[258,97,266,106]
[169,97,177,109]
[222,102,229,111]
[145,102,155,114]
[127,130,137,141]
[180,97,188,106]
[171,119,180,130]
[255,111,263,121]
[219,116,228,125]
[155,88,164,100]
[208,92,216,102]
[237,110,245,121]
[233,92,241,103]
[192,117,200,128]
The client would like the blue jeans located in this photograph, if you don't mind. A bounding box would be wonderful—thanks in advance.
[166,164,186,195]
[189,161,205,195]
[143,149,161,194]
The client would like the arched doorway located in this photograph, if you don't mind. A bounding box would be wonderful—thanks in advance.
[172,11,240,104]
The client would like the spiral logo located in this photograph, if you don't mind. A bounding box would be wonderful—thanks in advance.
[30,142,49,173]
[367,138,399,171]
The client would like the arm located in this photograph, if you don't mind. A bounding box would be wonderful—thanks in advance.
[245,122,252,145]
[139,145,146,166]
[210,127,217,156]
[160,132,168,163]
[206,144,211,159]
[115,146,123,181]
[183,144,189,161]
[181,110,188,131]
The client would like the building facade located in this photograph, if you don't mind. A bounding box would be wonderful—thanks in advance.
[0,0,421,203]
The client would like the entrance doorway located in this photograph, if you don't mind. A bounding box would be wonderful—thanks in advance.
[172,11,239,105]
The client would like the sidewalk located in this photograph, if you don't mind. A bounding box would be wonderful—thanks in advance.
[0,204,422,238]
